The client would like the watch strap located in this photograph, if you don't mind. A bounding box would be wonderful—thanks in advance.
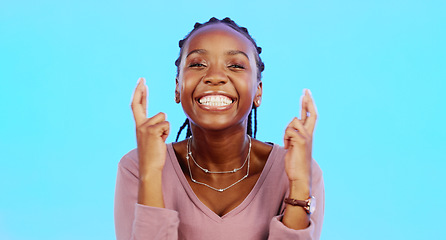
[284,196,313,214]
[284,198,308,207]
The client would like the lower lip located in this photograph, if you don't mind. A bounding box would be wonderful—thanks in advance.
[196,101,235,111]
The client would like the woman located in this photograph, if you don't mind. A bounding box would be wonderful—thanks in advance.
[115,17,324,239]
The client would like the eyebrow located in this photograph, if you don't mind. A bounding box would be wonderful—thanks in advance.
[186,49,249,60]
[226,50,249,60]
[186,49,207,58]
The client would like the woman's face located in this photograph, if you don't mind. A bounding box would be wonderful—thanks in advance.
[176,23,262,132]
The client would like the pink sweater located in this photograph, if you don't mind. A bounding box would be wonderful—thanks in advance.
[115,143,324,240]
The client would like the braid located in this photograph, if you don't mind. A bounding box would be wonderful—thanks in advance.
[175,17,265,81]
[186,122,192,139]
[246,106,259,138]
[175,118,193,142]
[247,109,253,137]
[175,118,190,142]
[254,106,257,138]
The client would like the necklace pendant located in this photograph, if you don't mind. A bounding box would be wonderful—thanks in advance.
[232,169,236,173]
[218,189,223,192]
[204,169,209,173]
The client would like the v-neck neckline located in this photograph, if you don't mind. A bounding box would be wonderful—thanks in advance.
[166,143,278,223]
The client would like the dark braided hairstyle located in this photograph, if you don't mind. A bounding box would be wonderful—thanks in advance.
[174,17,264,142]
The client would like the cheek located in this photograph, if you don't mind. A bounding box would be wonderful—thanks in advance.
[178,74,200,99]
[243,74,259,97]
[235,81,257,105]
[177,68,191,91]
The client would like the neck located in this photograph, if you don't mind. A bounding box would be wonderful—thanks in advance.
[188,125,251,172]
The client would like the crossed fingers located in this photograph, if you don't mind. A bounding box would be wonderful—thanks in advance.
[130,78,170,141]
[131,78,148,126]
[300,89,318,134]
[284,89,318,149]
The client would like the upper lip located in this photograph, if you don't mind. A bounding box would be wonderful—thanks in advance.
[195,91,237,103]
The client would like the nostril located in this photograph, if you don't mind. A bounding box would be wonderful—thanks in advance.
[203,76,228,85]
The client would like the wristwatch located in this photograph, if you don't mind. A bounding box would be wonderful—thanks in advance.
[284,196,316,215]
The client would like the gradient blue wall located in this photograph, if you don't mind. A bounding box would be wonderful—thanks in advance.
[1,1,445,239]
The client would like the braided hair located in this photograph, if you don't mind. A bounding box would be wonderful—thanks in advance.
[175,17,264,142]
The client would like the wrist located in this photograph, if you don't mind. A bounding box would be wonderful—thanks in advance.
[288,180,311,199]
[139,168,163,183]
[284,196,316,215]
[138,169,164,208]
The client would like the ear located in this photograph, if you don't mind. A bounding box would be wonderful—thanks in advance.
[175,78,181,103]
[253,81,263,107]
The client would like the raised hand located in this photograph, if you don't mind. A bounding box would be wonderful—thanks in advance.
[131,77,170,174]
[283,89,318,188]
[282,89,318,229]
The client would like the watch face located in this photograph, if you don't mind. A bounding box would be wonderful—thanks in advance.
[309,196,316,214]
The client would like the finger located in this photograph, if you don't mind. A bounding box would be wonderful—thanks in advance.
[300,90,307,123]
[284,117,308,148]
[161,121,170,142]
[131,78,147,125]
[284,125,306,149]
[288,117,310,138]
[141,80,148,114]
[153,121,170,141]
[303,89,318,134]
[139,120,170,141]
[143,112,167,127]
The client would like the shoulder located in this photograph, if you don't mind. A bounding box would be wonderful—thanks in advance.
[118,143,179,174]
[258,142,323,180]
[118,148,139,169]
[116,148,141,181]
[171,140,187,160]
[312,157,323,182]
[256,141,287,166]
[252,139,274,161]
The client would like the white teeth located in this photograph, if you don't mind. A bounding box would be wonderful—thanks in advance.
[199,95,233,106]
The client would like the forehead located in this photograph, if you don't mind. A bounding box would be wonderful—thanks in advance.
[185,23,255,54]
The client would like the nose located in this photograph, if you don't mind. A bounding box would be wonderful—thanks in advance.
[202,65,228,85]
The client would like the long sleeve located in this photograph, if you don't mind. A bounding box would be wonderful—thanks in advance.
[268,159,325,240]
[115,145,324,240]
[114,151,180,240]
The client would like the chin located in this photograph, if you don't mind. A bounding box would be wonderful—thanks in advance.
[189,116,245,133]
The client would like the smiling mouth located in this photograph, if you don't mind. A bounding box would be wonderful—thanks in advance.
[197,95,235,107]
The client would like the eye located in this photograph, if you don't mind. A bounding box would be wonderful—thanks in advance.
[228,64,245,69]
[189,63,207,68]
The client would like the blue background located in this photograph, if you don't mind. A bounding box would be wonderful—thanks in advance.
[1,0,445,239]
